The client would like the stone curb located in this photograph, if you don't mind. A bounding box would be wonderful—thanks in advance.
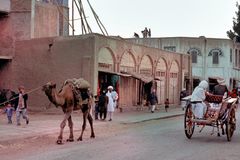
[120,113,184,124]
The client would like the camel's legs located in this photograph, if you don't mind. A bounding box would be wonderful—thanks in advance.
[66,115,74,142]
[57,112,71,144]
[87,113,95,138]
[77,111,88,141]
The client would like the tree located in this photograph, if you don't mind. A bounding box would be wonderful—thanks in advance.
[227,2,240,40]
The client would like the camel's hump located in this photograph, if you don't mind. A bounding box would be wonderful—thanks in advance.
[64,78,90,89]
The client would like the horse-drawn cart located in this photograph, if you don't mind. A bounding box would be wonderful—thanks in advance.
[184,94,238,141]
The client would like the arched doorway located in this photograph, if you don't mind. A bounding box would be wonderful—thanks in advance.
[98,47,114,72]
[98,47,118,95]
[139,55,153,104]
[119,52,137,106]
[169,61,179,104]
[155,58,167,104]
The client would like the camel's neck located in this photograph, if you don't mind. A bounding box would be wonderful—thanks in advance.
[47,88,65,107]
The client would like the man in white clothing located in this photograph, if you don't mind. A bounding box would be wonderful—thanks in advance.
[106,86,114,121]
[111,90,118,108]
[191,80,208,119]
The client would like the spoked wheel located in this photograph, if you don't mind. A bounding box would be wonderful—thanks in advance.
[225,108,236,141]
[184,103,195,139]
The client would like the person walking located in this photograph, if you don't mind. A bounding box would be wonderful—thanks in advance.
[15,85,29,126]
[111,89,118,109]
[149,89,158,113]
[180,90,187,110]
[106,86,114,121]
[94,95,99,120]
[4,102,15,124]
[164,98,169,112]
[98,90,108,120]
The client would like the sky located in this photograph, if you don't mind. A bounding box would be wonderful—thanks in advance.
[69,0,239,39]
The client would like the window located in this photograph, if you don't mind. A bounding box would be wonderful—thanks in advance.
[163,46,176,52]
[212,52,219,64]
[208,48,223,65]
[191,51,198,63]
[187,48,201,64]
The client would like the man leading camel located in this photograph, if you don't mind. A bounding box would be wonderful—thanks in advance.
[15,85,29,126]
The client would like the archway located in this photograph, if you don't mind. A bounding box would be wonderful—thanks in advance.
[139,55,153,76]
[169,61,179,104]
[120,52,136,72]
[139,55,153,105]
[155,58,167,104]
[119,51,137,106]
[97,47,117,95]
[98,47,114,71]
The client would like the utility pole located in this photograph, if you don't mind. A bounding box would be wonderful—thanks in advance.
[72,0,75,35]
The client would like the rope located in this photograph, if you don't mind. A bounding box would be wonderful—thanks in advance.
[79,0,92,33]
[86,0,108,36]
[73,0,86,34]
[0,86,42,107]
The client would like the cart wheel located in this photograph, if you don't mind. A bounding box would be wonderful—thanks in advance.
[226,108,236,141]
[184,103,195,139]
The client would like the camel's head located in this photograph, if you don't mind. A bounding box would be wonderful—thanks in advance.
[42,82,56,95]
[42,82,59,107]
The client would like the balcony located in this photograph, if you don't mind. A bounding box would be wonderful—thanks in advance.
[0,0,10,14]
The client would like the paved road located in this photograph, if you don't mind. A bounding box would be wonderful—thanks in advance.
[1,109,240,160]
[0,106,184,142]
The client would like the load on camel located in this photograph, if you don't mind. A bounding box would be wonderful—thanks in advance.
[42,78,95,144]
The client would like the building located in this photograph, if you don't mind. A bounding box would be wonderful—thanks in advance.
[0,34,191,111]
[127,36,240,91]
[0,1,191,111]
[0,0,69,59]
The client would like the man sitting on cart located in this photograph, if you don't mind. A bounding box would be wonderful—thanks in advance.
[190,80,208,119]
[212,79,230,120]
[213,79,228,97]
[191,78,229,122]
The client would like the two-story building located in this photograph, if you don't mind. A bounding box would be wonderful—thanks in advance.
[127,36,240,91]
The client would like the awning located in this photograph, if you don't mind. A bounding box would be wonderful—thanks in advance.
[0,56,12,60]
[192,76,201,80]
[208,76,222,80]
[154,77,163,81]
[98,69,131,77]
[123,71,154,83]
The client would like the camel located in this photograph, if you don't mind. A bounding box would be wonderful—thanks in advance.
[42,82,95,144]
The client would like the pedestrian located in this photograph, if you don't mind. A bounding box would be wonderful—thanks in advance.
[149,89,158,113]
[4,102,15,124]
[94,95,99,120]
[180,90,187,110]
[111,89,118,109]
[98,90,108,120]
[15,85,29,126]
[106,86,114,121]
[164,98,169,112]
